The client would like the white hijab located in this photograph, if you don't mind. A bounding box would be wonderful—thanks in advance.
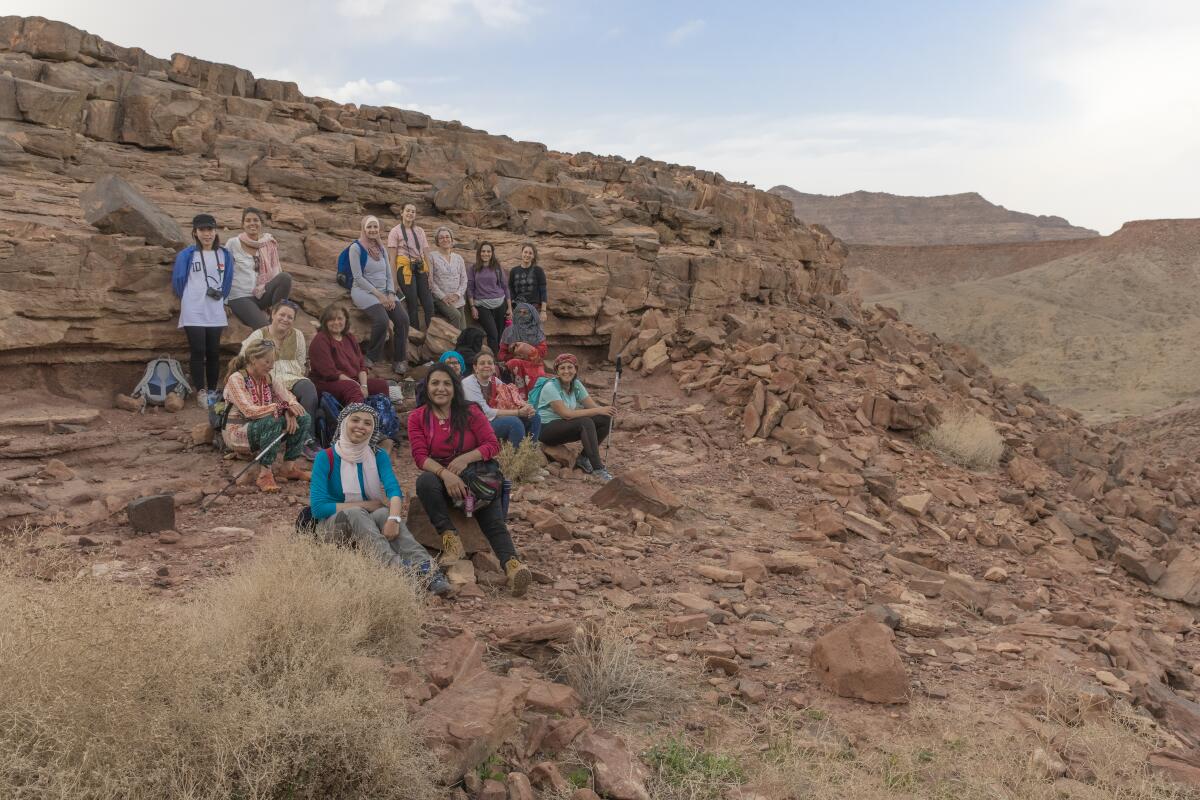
[334,405,385,503]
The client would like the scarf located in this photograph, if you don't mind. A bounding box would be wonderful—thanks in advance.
[240,232,281,298]
[500,302,545,347]
[439,350,466,374]
[333,403,385,503]
[358,216,386,262]
[260,325,298,361]
[244,373,276,406]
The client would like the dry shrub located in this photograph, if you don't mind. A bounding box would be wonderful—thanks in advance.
[554,616,682,721]
[920,407,1005,470]
[497,437,546,483]
[747,698,1197,800]
[0,532,433,800]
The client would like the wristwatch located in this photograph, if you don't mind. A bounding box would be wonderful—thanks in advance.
[387,515,403,523]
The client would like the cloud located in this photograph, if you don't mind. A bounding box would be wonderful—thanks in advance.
[666,19,705,45]
[335,0,532,28]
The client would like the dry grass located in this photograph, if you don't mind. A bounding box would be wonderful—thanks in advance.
[554,616,682,721]
[740,695,1198,800]
[920,407,1005,470]
[0,531,433,800]
[497,437,547,483]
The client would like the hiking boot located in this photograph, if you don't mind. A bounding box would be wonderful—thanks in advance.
[594,468,614,483]
[427,571,452,597]
[277,463,311,481]
[574,453,594,474]
[505,557,532,598]
[439,531,465,565]
[255,469,280,493]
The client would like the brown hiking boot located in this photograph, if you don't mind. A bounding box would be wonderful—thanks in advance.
[255,469,280,493]
[439,531,465,565]
[505,557,531,598]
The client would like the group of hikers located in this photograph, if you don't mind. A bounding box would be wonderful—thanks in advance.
[170,209,614,599]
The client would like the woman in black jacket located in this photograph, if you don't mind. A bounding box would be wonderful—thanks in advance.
[507,242,547,316]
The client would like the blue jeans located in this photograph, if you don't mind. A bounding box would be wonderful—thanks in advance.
[491,414,541,447]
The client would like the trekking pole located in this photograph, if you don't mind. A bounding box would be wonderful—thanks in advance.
[200,429,287,512]
[604,356,622,465]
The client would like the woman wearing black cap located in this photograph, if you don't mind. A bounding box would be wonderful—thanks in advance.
[171,213,234,408]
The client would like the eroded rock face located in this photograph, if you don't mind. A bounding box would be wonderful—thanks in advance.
[0,15,845,367]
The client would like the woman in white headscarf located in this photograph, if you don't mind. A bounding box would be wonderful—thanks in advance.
[309,402,450,596]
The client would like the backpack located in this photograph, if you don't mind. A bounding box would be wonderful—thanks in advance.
[363,393,401,441]
[295,447,336,537]
[336,242,368,290]
[314,392,343,448]
[132,355,192,405]
[525,375,552,409]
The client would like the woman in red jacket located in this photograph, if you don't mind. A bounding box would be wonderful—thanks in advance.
[308,304,390,404]
[408,363,531,597]
[498,302,547,399]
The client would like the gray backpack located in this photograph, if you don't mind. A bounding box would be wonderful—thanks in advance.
[132,355,193,405]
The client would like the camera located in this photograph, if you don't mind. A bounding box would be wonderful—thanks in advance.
[410,257,424,272]
[205,287,223,300]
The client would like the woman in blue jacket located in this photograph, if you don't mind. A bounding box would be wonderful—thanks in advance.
[310,403,450,596]
[171,213,234,408]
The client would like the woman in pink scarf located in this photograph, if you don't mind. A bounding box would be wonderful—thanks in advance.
[226,207,293,328]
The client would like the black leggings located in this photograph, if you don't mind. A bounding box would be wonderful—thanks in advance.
[184,326,223,391]
[475,305,508,353]
[539,415,612,471]
[291,378,318,418]
[362,302,410,363]
[414,471,517,565]
[401,271,435,331]
[227,273,293,329]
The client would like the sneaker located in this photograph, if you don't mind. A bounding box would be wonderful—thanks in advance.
[574,454,594,474]
[594,468,614,483]
[505,557,532,598]
[196,392,210,410]
[439,531,465,565]
[427,572,452,597]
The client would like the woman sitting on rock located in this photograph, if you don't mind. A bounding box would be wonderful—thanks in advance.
[536,353,615,482]
[348,215,410,375]
[499,302,548,398]
[310,403,450,596]
[309,304,390,405]
[507,242,547,316]
[225,207,293,329]
[172,212,233,409]
[408,363,532,597]
[387,202,434,331]
[466,241,510,353]
[428,226,468,330]
[240,300,318,424]
[463,350,541,447]
[221,339,312,493]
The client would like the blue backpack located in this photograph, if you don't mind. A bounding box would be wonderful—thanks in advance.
[363,394,401,442]
[525,375,552,409]
[336,242,368,290]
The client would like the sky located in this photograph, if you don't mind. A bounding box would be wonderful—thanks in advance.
[12,0,1200,234]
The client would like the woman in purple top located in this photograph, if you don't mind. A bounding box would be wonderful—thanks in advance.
[466,241,512,353]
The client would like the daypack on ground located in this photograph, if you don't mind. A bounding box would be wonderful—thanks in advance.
[335,243,368,290]
[132,356,192,405]
[363,393,401,441]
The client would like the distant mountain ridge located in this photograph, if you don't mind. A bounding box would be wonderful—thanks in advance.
[769,186,1099,245]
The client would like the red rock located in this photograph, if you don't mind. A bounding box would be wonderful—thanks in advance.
[506,772,535,800]
[529,762,572,793]
[665,613,709,636]
[541,716,591,755]
[728,552,768,580]
[414,671,528,782]
[810,616,909,704]
[590,469,682,518]
[525,678,582,715]
[479,779,507,800]
[421,632,487,688]
[576,730,651,800]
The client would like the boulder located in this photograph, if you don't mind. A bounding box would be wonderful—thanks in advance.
[407,495,492,556]
[80,175,187,247]
[810,616,909,704]
[575,730,651,800]
[413,671,528,783]
[590,469,682,518]
[126,494,175,533]
[1154,548,1200,606]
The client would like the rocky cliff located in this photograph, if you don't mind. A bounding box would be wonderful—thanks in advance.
[770,186,1099,245]
[0,15,845,368]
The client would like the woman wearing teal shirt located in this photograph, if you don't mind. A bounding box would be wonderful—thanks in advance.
[310,403,450,596]
[536,353,615,482]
